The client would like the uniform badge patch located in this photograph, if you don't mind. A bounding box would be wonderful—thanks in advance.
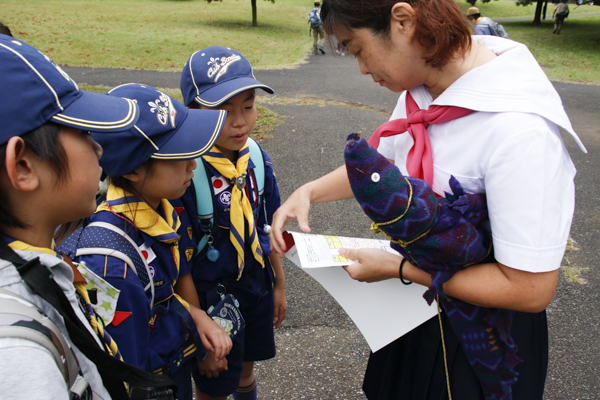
[211,175,229,195]
[219,191,231,207]
[185,248,194,262]
[139,243,157,264]
[187,226,193,240]
[149,313,158,332]
[112,311,132,327]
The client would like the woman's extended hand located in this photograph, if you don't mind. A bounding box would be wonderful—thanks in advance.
[339,248,403,283]
[271,165,354,256]
[270,185,313,256]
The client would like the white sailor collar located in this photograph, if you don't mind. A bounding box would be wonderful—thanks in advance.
[417,36,586,153]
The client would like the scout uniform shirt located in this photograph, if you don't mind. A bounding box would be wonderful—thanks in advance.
[76,185,202,378]
[191,149,281,295]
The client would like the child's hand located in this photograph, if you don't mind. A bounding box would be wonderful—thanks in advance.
[197,351,228,379]
[190,307,233,361]
[273,280,287,328]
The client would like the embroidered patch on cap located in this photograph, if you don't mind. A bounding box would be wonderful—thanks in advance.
[148,92,177,128]
[207,54,242,83]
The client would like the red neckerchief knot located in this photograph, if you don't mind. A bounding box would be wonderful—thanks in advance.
[368,92,474,186]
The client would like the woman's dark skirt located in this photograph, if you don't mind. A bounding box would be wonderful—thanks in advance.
[363,310,548,400]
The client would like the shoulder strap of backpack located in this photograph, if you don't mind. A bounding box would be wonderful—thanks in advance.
[248,137,266,196]
[193,138,265,253]
[0,242,177,400]
[75,221,155,308]
[192,154,213,254]
[0,289,82,390]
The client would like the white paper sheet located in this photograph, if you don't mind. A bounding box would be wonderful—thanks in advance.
[284,231,397,268]
[284,231,437,352]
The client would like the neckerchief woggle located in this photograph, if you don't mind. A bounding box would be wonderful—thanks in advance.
[202,144,265,279]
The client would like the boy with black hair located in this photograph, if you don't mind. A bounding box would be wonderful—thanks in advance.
[0,34,147,399]
[181,46,286,400]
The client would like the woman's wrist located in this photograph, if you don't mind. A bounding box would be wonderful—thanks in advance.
[400,260,432,287]
[399,258,412,285]
[299,180,319,204]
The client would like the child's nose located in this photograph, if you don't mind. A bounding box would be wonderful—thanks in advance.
[89,136,103,160]
[230,111,246,128]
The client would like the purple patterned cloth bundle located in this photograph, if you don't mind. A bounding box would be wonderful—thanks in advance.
[344,133,521,400]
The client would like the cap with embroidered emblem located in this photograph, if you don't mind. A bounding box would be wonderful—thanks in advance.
[0,35,139,146]
[180,46,274,108]
[92,83,225,177]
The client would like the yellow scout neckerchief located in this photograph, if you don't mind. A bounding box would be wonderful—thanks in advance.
[8,239,123,360]
[97,185,181,272]
[8,239,58,257]
[202,144,264,279]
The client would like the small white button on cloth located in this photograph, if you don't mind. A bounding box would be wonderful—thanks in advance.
[371,173,380,182]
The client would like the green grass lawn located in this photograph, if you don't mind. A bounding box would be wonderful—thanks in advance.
[2,0,312,70]
[2,0,599,84]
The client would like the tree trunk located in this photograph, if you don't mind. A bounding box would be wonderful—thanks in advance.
[543,0,548,19]
[533,0,545,24]
[252,0,257,26]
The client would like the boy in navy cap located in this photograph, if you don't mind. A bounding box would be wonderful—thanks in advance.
[180,46,286,400]
[66,83,233,400]
[0,34,140,399]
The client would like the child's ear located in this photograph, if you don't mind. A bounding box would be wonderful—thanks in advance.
[3,136,40,192]
[122,166,145,183]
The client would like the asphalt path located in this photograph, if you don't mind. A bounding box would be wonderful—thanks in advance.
[64,52,600,400]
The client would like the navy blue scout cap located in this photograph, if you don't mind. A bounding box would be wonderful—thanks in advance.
[0,34,139,146]
[180,46,274,108]
[92,84,226,177]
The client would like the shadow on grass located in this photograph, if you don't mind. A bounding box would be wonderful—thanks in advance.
[184,18,306,35]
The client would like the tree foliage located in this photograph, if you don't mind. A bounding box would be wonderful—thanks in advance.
[206,0,275,27]
[466,0,491,7]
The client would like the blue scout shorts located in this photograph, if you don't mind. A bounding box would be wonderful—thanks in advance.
[194,272,276,397]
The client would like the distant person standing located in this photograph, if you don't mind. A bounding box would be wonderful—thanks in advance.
[467,7,508,38]
[553,0,570,34]
[308,1,325,55]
